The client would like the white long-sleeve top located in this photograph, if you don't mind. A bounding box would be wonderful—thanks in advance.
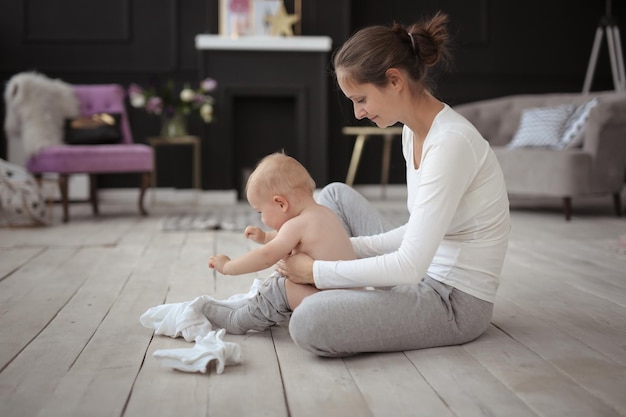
[313,105,510,303]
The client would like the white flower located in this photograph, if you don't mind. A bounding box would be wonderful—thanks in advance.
[130,93,146,108]
[180,88,195,102]
[200,103,214,123]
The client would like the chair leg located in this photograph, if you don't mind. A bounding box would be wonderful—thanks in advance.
[58,174,70,223]
[562,197,572,221]
[33,174,54,222]
[612,193,623,217]
[139,172,150,216]
[89,174,99,216]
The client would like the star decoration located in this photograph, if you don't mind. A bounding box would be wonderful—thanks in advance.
[265,3,300,37]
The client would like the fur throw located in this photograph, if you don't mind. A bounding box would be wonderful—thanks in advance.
[3,72,79,160]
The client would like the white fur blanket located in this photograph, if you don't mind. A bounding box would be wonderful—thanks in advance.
[3,72,79,161]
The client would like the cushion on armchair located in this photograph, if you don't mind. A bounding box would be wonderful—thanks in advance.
[63,113,123,145]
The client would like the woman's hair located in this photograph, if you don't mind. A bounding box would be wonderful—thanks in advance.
[333,11,451,92]
[246,152,316,197]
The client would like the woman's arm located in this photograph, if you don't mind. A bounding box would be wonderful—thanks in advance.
[350,224,406,257]
[312,136,477,289]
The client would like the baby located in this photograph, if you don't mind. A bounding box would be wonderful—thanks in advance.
[204,152,356,334]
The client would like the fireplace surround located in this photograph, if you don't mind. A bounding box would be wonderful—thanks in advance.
[195,35,332,194]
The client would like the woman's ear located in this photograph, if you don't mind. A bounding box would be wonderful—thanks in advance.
[385,68,403,90]
[273,195,289,212]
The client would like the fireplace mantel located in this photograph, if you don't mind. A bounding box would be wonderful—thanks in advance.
[195,34,332,52]
[195,34,333,193]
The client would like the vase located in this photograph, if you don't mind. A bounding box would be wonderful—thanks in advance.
[160,113,188,138]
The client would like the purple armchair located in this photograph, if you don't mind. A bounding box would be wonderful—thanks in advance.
[26,84,153,222]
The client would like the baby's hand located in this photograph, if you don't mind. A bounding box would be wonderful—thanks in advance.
[208,254,231,274]
[244,226,265,244]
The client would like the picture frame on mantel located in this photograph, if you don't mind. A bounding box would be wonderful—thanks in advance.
[219,0,301,37]
[252,0,282,36]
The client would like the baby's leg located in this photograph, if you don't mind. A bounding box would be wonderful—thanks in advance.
[285,279,319,310]
[201,276,291,334]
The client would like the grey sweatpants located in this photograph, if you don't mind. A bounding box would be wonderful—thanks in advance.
[288,182,494,357]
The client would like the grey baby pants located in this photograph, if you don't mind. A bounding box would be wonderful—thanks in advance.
[288,182,494,357]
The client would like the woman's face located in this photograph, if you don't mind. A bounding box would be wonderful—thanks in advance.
[336,68,397,128]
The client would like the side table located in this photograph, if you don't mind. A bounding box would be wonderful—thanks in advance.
[147,136,201,190]
[342,126,403,198]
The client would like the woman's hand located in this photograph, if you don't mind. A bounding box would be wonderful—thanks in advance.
[275,253,315,285]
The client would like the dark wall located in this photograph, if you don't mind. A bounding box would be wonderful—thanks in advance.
[1,0,623,187]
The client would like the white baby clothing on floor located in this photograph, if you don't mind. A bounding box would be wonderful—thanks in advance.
[140,279,264,374]
[140,278,264,341]
[153,329,243,374]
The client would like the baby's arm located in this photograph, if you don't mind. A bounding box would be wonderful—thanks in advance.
[210,220,302,276]
[208,254,230,273]
[244,226,277,244]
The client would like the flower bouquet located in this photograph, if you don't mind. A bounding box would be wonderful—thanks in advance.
[128,78,217,137]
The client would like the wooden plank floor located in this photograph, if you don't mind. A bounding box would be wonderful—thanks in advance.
[1,189,625,417]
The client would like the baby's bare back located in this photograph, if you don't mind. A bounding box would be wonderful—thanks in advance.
[294,204,356,262]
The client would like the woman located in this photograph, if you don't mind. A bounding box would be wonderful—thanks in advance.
[276,12,510,357]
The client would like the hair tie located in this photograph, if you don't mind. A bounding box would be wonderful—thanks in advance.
[408,32,418,57]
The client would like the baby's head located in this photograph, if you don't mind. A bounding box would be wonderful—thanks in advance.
[245,153,316,230]
[246,152,315,200]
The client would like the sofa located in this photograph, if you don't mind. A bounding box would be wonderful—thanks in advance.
[454,91,626,220]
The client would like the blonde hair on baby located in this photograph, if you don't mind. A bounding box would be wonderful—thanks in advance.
[246,152,316,197]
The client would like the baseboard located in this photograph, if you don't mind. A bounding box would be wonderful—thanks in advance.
[96,184,407,207]
[99,188,238,206]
